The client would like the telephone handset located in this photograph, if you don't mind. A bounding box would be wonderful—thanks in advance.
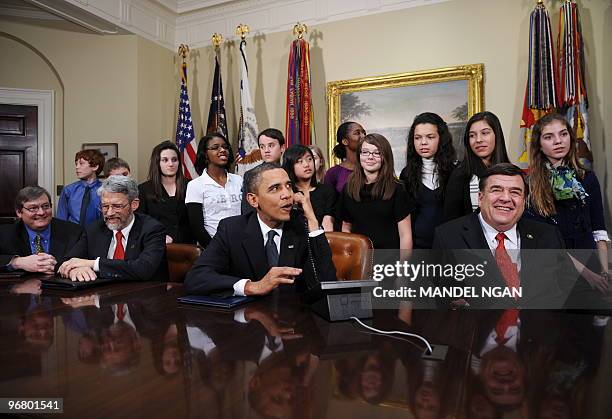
[290,203,319,291]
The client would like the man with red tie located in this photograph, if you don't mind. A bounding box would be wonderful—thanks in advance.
[59,176,167,282]
[433,163,579,309]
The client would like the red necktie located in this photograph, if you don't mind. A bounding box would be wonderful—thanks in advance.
[495,233,520,295]
[113,231,125,260]
[117,303,126,321]
[495,309,519,344]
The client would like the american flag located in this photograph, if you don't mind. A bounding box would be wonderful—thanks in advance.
[175,62,198,180]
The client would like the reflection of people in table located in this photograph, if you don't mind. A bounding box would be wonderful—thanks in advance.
[464,379,499,419]
[78,332,101,365]
[18,296,54,353]
[335,344,396,405]
[99,304,142,374]
[248,345,319,419]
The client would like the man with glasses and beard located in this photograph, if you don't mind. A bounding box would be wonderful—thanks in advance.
[1,186,85,274]
[59,176,167,282]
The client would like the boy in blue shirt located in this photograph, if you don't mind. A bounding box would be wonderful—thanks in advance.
[57,149,105,226]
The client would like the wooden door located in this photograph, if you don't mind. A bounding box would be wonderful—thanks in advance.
[0,104,38,217]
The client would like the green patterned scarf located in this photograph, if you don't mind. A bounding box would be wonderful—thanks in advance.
[547,162,588,203]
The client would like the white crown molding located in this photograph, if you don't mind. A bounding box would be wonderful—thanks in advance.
[177,0,236,14]
[152,0,178,13]
[0,2,64,21]
[176,0,452,48]
[16,0,450,51]
[60,0,176,48]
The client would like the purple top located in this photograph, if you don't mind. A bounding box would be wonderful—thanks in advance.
[323,165,353,194]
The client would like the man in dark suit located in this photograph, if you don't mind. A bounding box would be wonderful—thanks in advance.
[59,175,167,282]
[433,163,578,309]
[185,163,336,296]
[0,186,85,274]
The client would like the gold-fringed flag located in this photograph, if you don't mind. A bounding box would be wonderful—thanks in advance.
[235,34,260,176]
[175,45,198,180]
[558,0,592,168]
[206,51,229,140]
[518,1,558,169]
[285,23,314,146]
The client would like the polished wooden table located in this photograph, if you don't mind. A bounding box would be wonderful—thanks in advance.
[1,278,611,419]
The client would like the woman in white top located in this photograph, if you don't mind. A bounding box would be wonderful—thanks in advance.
[186,133,243,247]
[442,111,510,222]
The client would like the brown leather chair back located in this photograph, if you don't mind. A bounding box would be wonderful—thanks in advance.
[166,243,202,283]
[325,232,373,281]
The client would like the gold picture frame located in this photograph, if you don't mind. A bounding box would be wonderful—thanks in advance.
[327,64,484,173]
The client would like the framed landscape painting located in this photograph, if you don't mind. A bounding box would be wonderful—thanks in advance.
[327,64,484,174]
[81,142,119,161]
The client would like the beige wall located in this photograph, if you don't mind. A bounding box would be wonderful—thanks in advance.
[0,18,177,189]
[0,0,610,222]
[136,36,178,178]
[0,33,64,186]
[189,0,611,224]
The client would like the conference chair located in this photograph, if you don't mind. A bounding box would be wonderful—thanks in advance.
[166,243,201,283]
[325,232,373,281]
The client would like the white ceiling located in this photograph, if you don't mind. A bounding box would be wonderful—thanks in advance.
[0,0,451,50]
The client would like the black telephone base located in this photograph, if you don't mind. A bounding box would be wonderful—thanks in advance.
[309,292,373,322]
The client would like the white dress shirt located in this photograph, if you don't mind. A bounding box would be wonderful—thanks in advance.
[93,215,136,272]
[112,303,137,331]
[480,321,521,357]
[478,213,521,269]
[187,326,217,356]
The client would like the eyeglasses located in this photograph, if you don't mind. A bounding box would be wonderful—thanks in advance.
[360,150,381,158]
[207,144,230,151]
[100,202,130,212]
[22,203,52,213]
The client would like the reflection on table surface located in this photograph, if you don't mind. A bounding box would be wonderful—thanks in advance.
[1,278,611,419]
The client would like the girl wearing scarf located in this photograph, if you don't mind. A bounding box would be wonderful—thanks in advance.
[528,113,609,293]
[400,113,457,249]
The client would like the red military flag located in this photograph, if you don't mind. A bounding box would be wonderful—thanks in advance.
[285,25,314,147]
[558,0,592,168]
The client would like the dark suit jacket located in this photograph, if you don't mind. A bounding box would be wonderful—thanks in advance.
[67,213,167,281]
[432,213,574,309]
[0,218,86,271]
[184,211,336,296]
[184,309,267,363]
[442,163,474,222]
